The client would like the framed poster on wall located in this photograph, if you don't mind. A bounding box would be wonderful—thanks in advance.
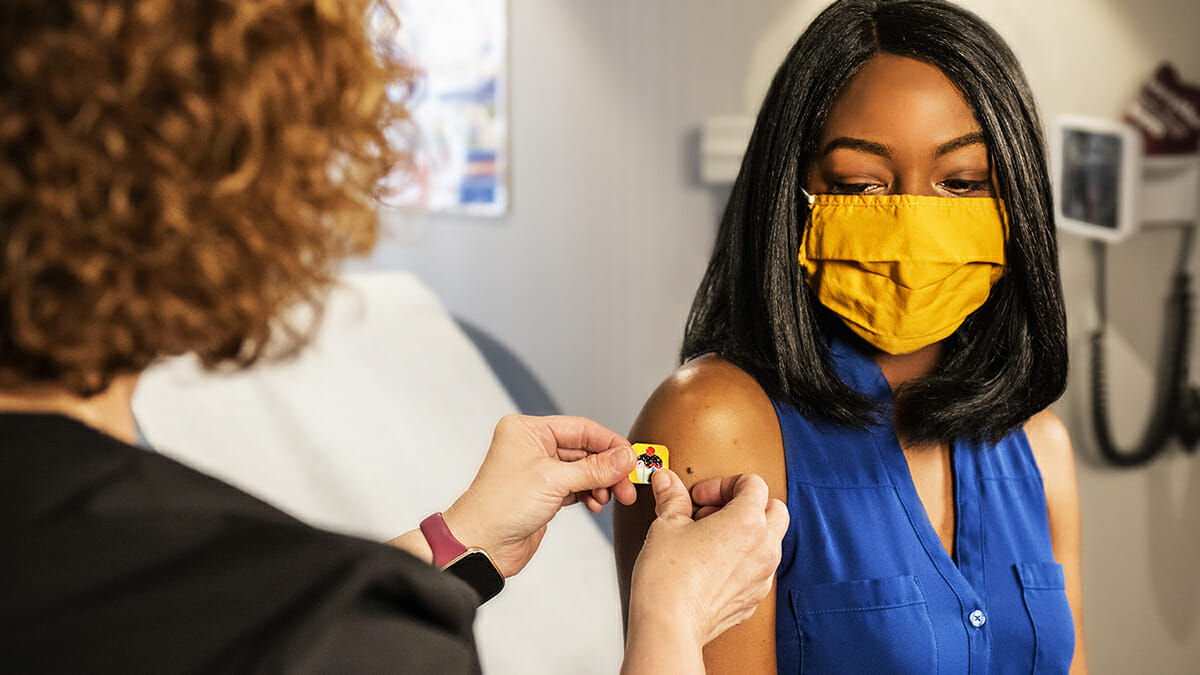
[372,0,508,216]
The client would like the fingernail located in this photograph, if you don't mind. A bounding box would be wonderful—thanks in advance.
[610,446,634,471]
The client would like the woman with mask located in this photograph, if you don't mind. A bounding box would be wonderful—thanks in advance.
[614,0,1086,672]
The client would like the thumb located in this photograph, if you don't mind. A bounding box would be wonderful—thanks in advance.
[550,445,634,494]
[651,470,693,521]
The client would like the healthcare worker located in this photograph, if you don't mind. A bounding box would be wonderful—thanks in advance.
[0,1,788,672]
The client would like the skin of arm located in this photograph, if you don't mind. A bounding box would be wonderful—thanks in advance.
[614,354,788,674]
[621,470,788,675]
[1025,409,1089,674]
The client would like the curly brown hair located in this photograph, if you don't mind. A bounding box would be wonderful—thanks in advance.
[0,0,407,395]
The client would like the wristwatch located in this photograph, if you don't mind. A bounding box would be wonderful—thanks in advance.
[419,512,505,604]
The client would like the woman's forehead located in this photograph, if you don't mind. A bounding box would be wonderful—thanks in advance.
[819,53,983,154]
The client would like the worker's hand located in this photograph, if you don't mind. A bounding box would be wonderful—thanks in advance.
[443,415,637,577]
[624,470,788,667]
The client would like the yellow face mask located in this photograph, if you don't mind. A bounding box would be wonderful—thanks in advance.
[798,190,1007,355]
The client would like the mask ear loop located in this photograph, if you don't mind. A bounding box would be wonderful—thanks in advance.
[797,188,817,269]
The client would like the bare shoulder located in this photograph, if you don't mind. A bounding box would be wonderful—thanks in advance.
[629,354,784,495]
[618,354,786,674]
[1022,408,1075,488]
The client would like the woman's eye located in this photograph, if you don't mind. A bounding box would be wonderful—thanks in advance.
[940,178,993,195]
[830,182,883,195]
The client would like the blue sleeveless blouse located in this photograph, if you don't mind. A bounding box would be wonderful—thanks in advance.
[773,337,1074,673]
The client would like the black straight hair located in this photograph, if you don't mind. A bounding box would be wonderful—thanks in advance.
[682,0,1068,446]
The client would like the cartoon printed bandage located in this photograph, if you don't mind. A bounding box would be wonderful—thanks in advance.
[629,444,669,484]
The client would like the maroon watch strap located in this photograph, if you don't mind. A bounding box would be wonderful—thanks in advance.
[419,512,468,568]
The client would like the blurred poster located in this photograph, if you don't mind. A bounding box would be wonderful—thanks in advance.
[374,0,508,216]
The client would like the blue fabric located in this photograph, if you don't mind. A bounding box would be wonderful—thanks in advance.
[773,337,1074,673]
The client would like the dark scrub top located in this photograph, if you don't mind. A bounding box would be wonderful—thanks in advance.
[0,413,481,673]
[773,338,1074,673]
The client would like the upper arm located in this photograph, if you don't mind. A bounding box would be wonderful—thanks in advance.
[613,355,787,675]
[1025,409,1088,674]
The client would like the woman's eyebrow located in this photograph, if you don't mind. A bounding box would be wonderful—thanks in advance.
[821,137,893,158]
[819,132,986,159]
[935,131,986,157]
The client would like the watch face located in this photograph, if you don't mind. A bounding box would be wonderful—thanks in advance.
[445,550,505,604]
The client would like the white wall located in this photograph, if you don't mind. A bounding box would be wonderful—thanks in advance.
[364,1,1200,672]
[359,0,780,433]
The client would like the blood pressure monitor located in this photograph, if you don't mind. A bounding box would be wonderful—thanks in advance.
[1050,115,1142,243]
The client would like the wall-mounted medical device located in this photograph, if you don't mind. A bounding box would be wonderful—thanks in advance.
[1049,116,1142,242]
[1059,64,1200,467]
[1050,115,1200,243]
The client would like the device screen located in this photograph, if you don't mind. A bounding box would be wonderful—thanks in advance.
[446,551,505,603]
[1060,128,1124,232]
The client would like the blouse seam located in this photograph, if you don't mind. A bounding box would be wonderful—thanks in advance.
[978,474,1040,482]
[976,467,990,675]
[798,600,927,616]
[789,481,892,490]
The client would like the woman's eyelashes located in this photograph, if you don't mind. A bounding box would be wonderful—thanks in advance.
[938,178,994,195]
[829,180,885,194]
[822,177,994,196]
